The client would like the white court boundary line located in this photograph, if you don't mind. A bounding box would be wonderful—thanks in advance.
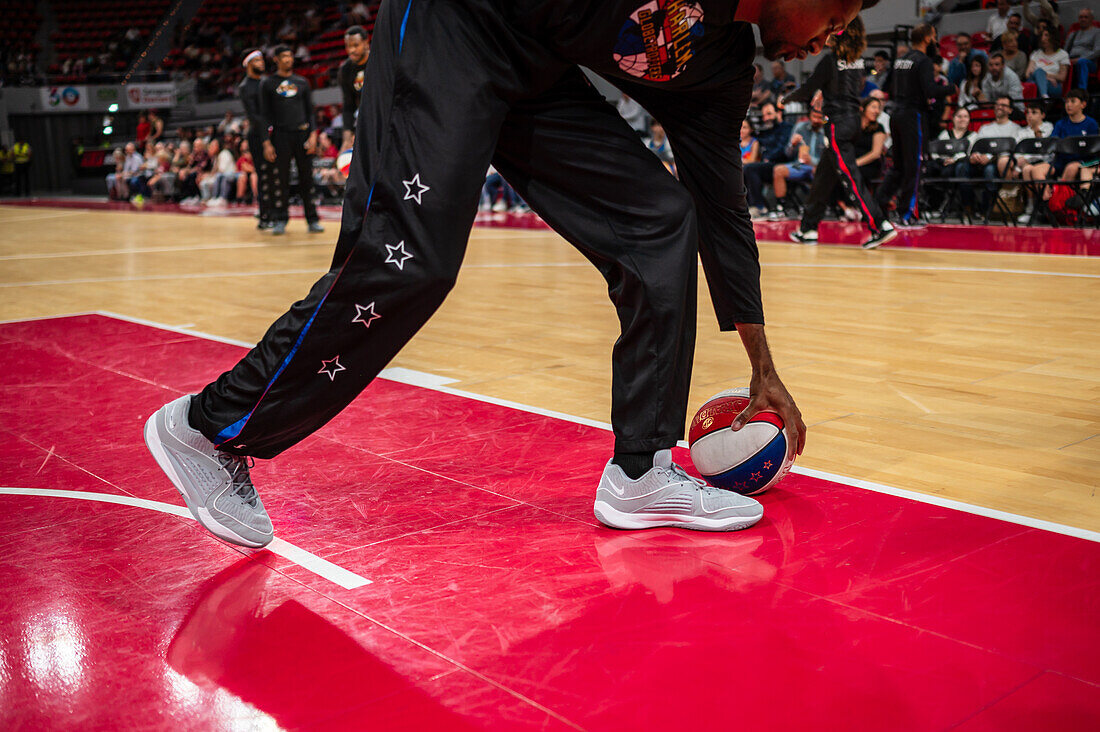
[0,487,370,589]
[9,310,1099,545]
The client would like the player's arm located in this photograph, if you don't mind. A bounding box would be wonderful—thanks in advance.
[733,324,806,457]
[259,79,277,162]
[780,56,831,107]
[303,79,317,153]
[339,64,357,149]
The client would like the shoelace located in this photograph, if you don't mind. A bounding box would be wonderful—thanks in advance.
[665,462,721,495]
[217,453,258,506]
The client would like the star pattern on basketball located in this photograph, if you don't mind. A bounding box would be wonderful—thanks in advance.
[751,472,762,481]
[384,240,414,270]
[351,302,381,328]
[318,356,346,381]
[402,173,430,205]
[763,461,773,469]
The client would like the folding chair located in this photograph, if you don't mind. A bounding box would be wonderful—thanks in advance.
[924,138,971,222]
[966,136,1018,223]
[1056,135,1100,227]
[1011,137,1058,225]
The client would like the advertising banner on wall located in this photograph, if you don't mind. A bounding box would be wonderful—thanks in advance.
[41,85,89,111]
[125,83,176,109]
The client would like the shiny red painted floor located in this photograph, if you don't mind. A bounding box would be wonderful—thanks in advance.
[5,199,1100,254]
[1,314,1098,730]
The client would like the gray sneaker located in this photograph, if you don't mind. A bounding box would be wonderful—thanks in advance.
[144,395,274,548]
[594,450,763,532]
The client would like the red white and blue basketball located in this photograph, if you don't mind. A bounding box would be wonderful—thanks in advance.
[688,388,794,496]
[336,148,354,177]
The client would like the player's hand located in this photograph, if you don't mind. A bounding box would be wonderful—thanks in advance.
[732,370,807,460]
[790,133,804,147]
[263,141,276,163]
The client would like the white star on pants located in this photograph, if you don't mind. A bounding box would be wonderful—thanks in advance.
[352,301,381,328]
[318,356,346,381]
[384,240,414,270]
[402,173,430,204]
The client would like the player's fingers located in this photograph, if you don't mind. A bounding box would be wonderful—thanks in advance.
[731,398,760,431]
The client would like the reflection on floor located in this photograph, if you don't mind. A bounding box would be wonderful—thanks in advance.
[1,314,1098,729]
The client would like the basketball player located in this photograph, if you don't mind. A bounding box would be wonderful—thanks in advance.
[261,46,324,235]
[239,50,275,229]
[785,16,896,249]
[338,26,370,151]
[874,24,952,226]
[146,0,873,548]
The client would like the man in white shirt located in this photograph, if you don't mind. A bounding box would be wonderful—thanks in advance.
[969,95,1020,216]
[981,52,1024,111]
[987,0,1011,40]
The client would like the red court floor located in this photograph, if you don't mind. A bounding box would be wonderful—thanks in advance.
[1,314,1098,730]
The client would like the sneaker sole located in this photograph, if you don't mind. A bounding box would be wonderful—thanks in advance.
[593,501,763,532]
[863,228,899,250]
[143,411,270,548]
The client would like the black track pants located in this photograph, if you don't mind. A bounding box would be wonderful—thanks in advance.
[190,0,700,458]
[875,111,925,222]
[271,129,319,224]
[247,132,274,222]
[801,119,886,234]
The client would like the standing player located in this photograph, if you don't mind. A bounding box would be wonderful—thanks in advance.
[239,50,274,229]
[338,25,370,152]
[874,23,953,226]
[786,16,896,249]
[261,46,324,235]
[146,0,873,548]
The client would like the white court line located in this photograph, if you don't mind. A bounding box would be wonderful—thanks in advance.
[0,487,371,589]
[0,269,323,289]
[21,311,1100,545]
[0,208,87,223]
[0,239,332,261]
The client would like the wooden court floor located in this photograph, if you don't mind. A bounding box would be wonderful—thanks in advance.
[1,205,1098,533]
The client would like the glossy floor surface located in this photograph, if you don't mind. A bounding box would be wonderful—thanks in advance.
[1,314,1099,730]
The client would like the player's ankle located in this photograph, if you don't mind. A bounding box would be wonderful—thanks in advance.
[613,451,656,480]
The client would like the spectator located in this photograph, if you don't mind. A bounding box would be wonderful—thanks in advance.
[130,141,158,198]
[993,15,1033,55]
[868,50,892,94]
[616,93,649,136]
[982,52,1024,111]
[217,111,241,137]
[855,96,888,182]
[770,107,826,218]
[1026,28,1070,97]
[868,89,892,150]
[179,138,210,204]
[136,113,151,148]
[987,0,1012,40]
[203,138,237,205]
[999,30,1030,80]
[927,107,976,211]
[769,61,796,98]
[12,139,31,197]
[147,147,176,202]
[148,110,165,145]
[1013,101,1056,222]
[947,33,987,88]
[106,142,143,200]
[1065,7,1100,91]
[1021,0,1061,36]
[743,101,793,217]
[645,119,675,175]
[970,95,1021,216]
[1019,89,1098,221]
[740,119,759,163]
[959,55,989,109]
[480,165,520,213]
[750,63,773,107]
[236,139,259,203]
[0,145,13,195]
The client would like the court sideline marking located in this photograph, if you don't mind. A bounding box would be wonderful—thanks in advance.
[30,310,1090,545]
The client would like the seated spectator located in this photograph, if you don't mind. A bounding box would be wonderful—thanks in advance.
[645,119,675,175]
[959,55,989,110]
[948,33,988,88]
[770,107,826,218]
[1065,7,1100,91]
[481,166,522,213]
[744,102,793,217]
[835,96,889,221]
[136,113,151,148]
[867,50,892,94]
[147,147,176,202]
[178,138,210,204]
[1008,101,1055,223]
[998,30,1031,81]
[970,96,1021,215]
[1027,28,1070,98]
[740,119,759,163]
[235,139,258,204]
[982,53,1024,112]
[750,64,773,107]
[130,142,159,199]
[1019,90,1098,220]
[1022,0,1061,38]
[993,15,1033,56]
[987,0,1012,41]
[868,89,892,151]
[769,61,796,98]
[203,138,238,205]
[106,143,143,200]
[927,107,977,210]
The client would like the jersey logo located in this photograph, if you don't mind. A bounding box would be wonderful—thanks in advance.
[837,58,864,71]
[276,80,300,98]
[354,69,364,92]
[894,58,915,70]
[613,0,705,82]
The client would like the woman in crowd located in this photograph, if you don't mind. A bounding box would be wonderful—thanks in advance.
[958,55,989,109]
[1026,27,1070,97]
[236,139,259,204]
[927,106,977,210]
[740,119,759,163]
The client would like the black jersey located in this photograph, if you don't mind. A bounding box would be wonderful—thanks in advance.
[238,75,268,133]
[891,49,951,111]
[338,58,367,130]
[504,0,752,90]
[782,50,863,121]
[260,73,314,136]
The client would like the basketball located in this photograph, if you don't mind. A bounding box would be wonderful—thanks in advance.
[337,148,353,177]
[688,388,794,496]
